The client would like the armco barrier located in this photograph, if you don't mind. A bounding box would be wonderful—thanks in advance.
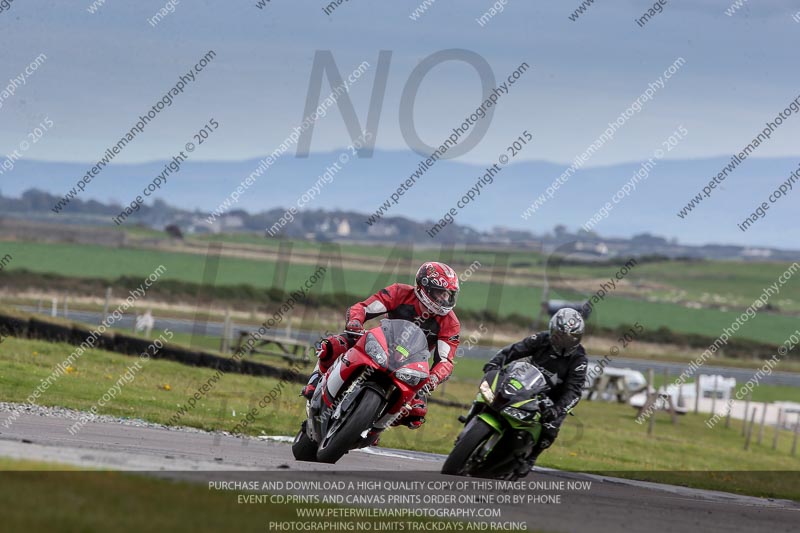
[28,317,74,344]
[112,333,154,357]
[0,309,323,383]
[0,311,28,338]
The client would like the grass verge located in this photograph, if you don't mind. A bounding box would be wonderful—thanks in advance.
[0,337,797,500]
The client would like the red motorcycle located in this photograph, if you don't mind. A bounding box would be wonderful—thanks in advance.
[292,319,431,464]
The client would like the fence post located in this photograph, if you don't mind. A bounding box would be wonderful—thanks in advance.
[757,403,768,445]
[63,295,69,319]
[103,287,112,318]
[221,308,232,353]
[51,297,58,317]
[648,369,655,436]
[744,407,757,451]
[742,392,751,436]
[773,408,783,451]
[694,375,701,414]
[725,399,732,428]
[711,375,718,416]
[792,413,799,457]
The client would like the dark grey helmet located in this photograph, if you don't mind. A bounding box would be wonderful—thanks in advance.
[549,308,585,354]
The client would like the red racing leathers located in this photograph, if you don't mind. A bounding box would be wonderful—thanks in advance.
[319,283,460,389]
[311,283,460,429]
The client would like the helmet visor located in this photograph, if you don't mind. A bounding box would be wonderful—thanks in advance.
[427,287,458,308]
[551,330,580,351]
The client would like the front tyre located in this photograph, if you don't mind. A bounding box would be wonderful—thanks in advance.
[441,417,496,476]
[292,421,318,462]
[317,388,383,464]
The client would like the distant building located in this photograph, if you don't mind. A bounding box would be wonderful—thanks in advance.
[221,215,244,230]
[366,224,398,237]
[336,218,351,236]
[742,248,772,258]
[575,241,609,255]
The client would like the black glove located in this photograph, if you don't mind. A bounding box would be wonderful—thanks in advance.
[482,353,506,373]
[541,406,563,422]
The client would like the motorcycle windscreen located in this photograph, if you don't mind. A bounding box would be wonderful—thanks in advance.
[501,361,549,398]
[379,319,430,371]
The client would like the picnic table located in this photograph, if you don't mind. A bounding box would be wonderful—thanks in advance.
[234,330,313,366]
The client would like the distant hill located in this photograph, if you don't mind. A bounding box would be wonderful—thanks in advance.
[3,151,800,249]
[1,188,798,263]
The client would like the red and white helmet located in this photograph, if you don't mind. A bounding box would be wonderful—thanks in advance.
[415,262,459,316]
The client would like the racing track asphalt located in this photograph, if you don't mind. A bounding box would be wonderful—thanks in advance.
[0,408,797,533]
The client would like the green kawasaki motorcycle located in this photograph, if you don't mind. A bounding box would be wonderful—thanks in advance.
[441,360,555,479]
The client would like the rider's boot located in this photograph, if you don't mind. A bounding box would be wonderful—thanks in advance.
[301,336,349,400]
[514,457,536,478]
[301,363,321,400]
[515,445,544,477]
[364,428,383,447]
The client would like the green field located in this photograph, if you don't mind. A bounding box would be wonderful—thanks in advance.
[2,239,799,347]
[1,337,797,500]
[191,232,548,266]
[190,234,800,313]
[619,260,800,313]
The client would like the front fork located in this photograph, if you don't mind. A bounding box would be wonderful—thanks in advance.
[460,407,538,472]
[306,358,366,442]
[458,401,481,424]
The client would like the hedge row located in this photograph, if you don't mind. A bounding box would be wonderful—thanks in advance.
[1,270,785,361]
[591,323,783,360]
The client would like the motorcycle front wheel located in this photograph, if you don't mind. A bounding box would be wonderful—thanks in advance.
[441,417,496,476]
[316,388,383,464]
[292,420,318,462]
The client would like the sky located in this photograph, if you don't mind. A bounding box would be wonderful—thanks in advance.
[1,1,800,248]
[2,1,799,166]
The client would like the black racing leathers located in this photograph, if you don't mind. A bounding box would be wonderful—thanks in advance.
[483,332,588,416]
